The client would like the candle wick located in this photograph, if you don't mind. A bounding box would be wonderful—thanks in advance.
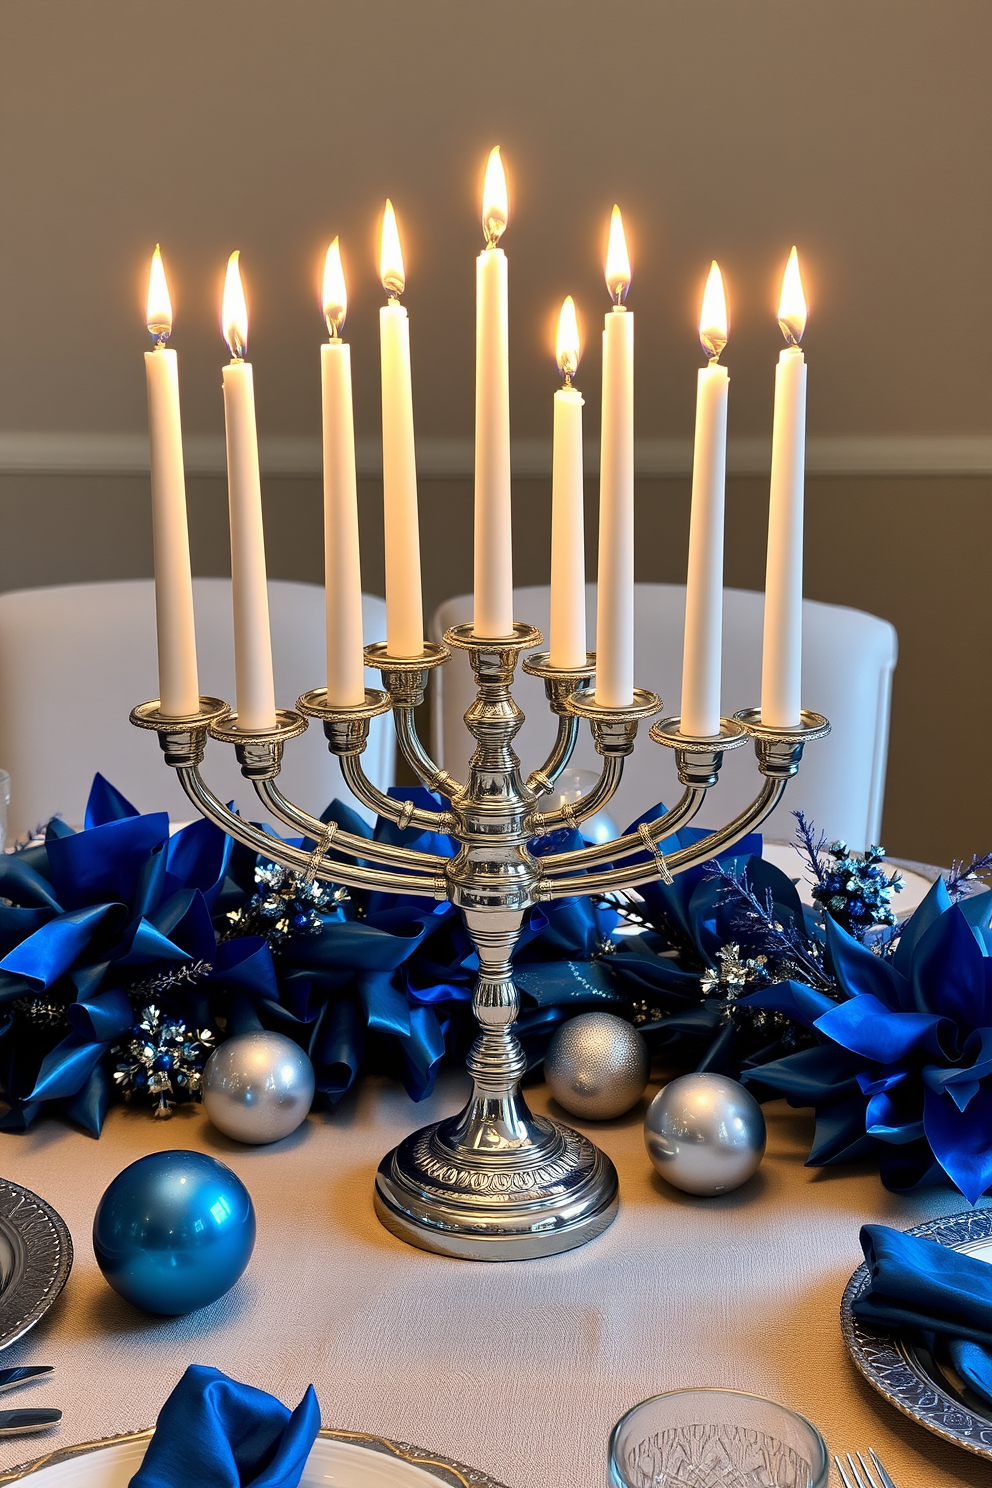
[562,373,572,389]
[707,353,722,367]
[150,331,170,350]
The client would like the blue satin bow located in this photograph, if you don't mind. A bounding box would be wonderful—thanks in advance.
[129,1365,320,1488]
[742,880,992,1201]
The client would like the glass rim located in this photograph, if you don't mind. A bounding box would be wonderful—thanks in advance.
[607,1387,830,1488]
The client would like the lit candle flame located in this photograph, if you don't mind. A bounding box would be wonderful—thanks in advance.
[482,146,508,248]
[605,206,631,305]
[322,238,347,338]
[146,245,172,345]
[379,200,405,299]
[699,261,729,362]
[222,251,248,360]
[556,295,581,382]
[777,246,807,346]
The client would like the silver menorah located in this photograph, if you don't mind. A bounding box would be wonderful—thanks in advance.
[131,625,828,1261]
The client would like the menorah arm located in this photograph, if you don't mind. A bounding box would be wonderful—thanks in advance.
[176,765,449,900]
[337,753,458,835]
[252,777,453,872]
[528,754,625,835]
[392,708,464,801]
[535,784,707,875]
[525,714,580,798]
[534,776,786,901]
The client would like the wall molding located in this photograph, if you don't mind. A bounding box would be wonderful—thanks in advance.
[0,431,989,480]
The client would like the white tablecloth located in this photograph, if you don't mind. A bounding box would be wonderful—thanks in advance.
[0,1074,985,1488]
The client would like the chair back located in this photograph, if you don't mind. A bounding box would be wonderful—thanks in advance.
[0,578,395,838]
[430,583,897,849]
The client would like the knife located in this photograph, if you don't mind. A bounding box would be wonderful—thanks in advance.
[0,1367,53,1395]
[0,1408,61,1435]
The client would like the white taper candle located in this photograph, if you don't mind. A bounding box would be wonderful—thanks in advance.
[144,247,199,717]
[379,201,424,657]
[220,252,276,732]
[321,239,366,707]
[474,147,513,639]
[681,262,730,738]
[596,207,634,708]
[761,247,808,728]
[549,295,586,668]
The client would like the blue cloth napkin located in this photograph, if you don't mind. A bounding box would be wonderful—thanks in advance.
[129,1366,321,1488]
[854,1223,992,1406]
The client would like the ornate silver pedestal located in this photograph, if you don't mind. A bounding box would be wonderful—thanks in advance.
[132,620,828,1261]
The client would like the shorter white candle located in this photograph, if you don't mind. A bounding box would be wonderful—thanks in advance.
[321,239,366,707]
[379,200,424,657]
[221,251,276,732]
[596,206,634,707]
[549,295,586,668]
[144,246,199,717]
[761,247,808,728]
[680,262,730,738]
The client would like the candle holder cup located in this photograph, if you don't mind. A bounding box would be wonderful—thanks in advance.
[131,633,828,1260]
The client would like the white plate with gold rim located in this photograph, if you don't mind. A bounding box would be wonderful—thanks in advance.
[0,1430,509,1488]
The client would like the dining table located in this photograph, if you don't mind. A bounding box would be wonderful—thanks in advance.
[0,1059,985,1488]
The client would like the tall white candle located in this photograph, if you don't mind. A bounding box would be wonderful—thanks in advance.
[681,262,730,738]
[321,239,366,707]
[474,146,513,638]
[220,251,276,732]
[378,200,424,657]
[761,247,808,728]
[144,246,199,717]
[549,295,586,668]
[596,206,634,708]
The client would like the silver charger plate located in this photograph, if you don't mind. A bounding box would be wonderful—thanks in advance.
[0,1428,510,1488]
[840,1208,992,1461]
[0,1180,72,1353]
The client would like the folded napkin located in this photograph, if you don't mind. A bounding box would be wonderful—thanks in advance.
[129,1366,321,1488]
[854,1223,992,1406]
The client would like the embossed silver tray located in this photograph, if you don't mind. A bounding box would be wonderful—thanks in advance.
[840,1209,992,1461]
[0,1428,509,1487]
[0,1179,72,1352]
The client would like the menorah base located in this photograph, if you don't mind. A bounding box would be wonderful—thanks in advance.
[374,1105,619,1261]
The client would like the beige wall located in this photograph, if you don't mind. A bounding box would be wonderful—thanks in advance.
[0,1,988,866]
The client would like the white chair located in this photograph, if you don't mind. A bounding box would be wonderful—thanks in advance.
[0,579,395,838]
[430,584,897,850]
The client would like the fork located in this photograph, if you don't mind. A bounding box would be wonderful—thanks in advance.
[835,1449,897,1488]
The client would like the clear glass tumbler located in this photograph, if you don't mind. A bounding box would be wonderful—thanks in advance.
[608,1389,829,1488]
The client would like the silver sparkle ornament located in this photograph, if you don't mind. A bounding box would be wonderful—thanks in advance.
[545,1012,649,1120]
[202,1031,315,1145]
[644,1073,766,1195]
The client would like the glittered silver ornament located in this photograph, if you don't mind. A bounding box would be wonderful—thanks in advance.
[545,1012,649,1120]
[644,1072,766,1196]
[202,1031,315,1145]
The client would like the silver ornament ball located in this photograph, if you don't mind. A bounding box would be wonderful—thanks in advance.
[202,1031,315,1145]
[545,1012,649,1120]
[644,1072,766,1195]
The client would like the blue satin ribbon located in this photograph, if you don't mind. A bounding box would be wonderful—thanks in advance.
[129,1365,320,1488]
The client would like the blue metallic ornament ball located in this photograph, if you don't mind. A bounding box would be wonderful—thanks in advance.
[93,1150,256,1315]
